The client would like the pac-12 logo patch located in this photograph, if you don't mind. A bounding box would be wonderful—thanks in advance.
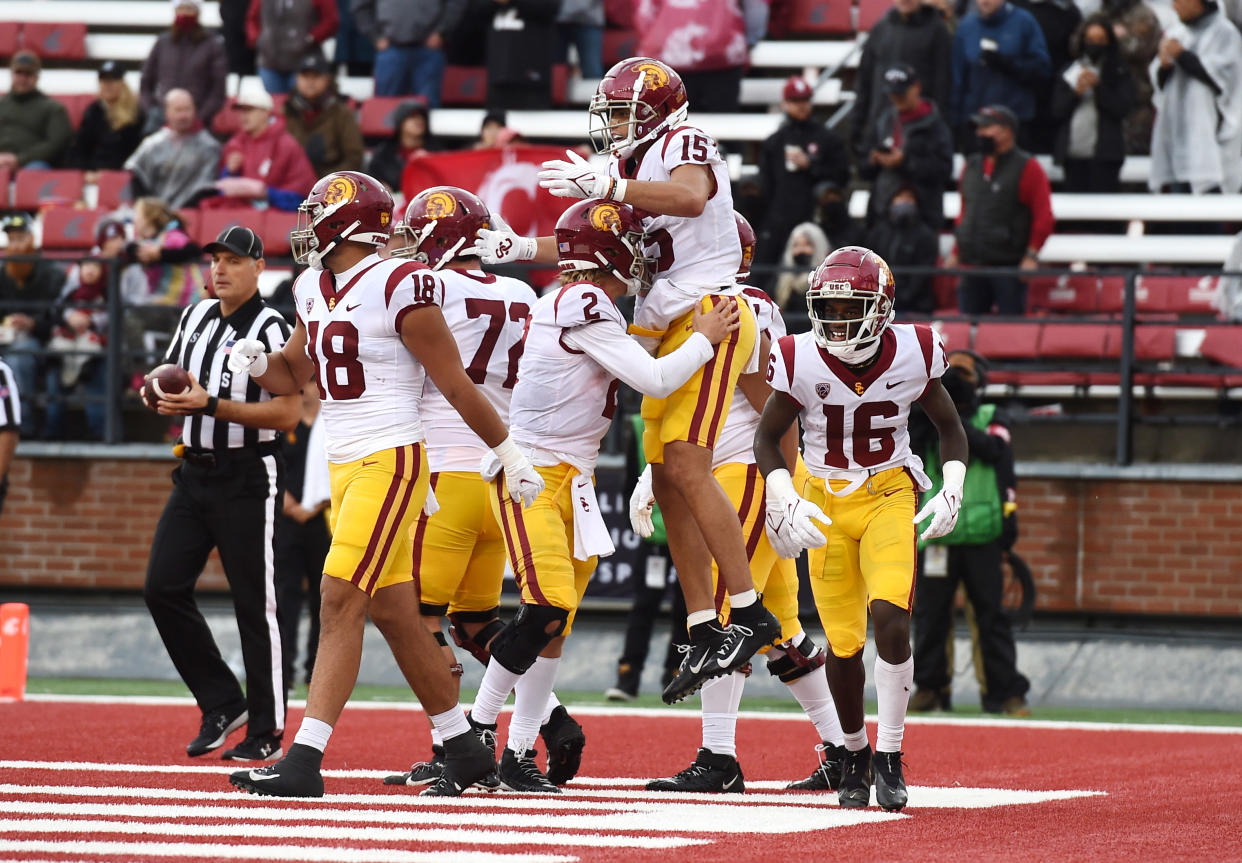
[305,297,314,314]
[815,382,832,399]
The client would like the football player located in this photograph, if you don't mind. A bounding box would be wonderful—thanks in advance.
[224,171,545,798]
[637,215,846,793]
[467,198,740,792]
[475,57,781,704]
[379,186,585,789]
[754,246,968,812]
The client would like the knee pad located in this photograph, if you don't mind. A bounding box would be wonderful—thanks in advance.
[488,603,568,675]
[420,601,449,618]
[766,635,827,684]
[448,608,505,667]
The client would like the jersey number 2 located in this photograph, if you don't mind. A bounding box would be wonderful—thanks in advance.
[308,320,365,400]
[465,298,530,389]
[823,401,898,468]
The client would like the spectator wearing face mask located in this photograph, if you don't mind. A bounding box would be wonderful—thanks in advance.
[1050,14,1136,195]
[859,64,953,233]
[139,1,229,132]
[865,187,940,316]
[1098,0,1161,156]
[1010,0,1082,154]
[948,104,1054,315]
[771,221,829,311]
[814,180,866,254]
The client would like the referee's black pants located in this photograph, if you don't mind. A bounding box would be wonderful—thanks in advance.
[913,541,1029,708]
[144,449,287,738]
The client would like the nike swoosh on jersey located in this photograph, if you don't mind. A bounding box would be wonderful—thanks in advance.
[885,380,904,389]
[248,770,281,781]
[717,638,746,669]
[345,303,361,312]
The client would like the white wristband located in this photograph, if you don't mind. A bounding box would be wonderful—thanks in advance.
[941,459,966,494]
[612,177,628,202]
[492,435,526,471]
[515,237,537,262]
[249,353,269,378]
[764,467,797,501]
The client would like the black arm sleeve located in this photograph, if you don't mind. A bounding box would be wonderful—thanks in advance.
[1174,50,1222,96]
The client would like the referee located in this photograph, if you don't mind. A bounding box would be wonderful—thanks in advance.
[0,358,19,517]
[143,226,299,762]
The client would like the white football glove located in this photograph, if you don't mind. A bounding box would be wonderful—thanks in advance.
[915,460,966,541]
[493,436,545,507]
[227,337,268,377]
[763,468,831,559]
[423,485,440,517]
[537,149,622,200]
[471,225,537,266]
[629,464,655,538]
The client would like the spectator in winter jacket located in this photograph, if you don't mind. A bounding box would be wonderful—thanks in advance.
[0,213,67,439]
[815,180,867,252]
[1050,15,1136,194]
[859,64,954,231]
[353,0,465,105]
[247,0,339,94]
[68,61,147,179]
[852,0,953,160]
[951,0,1051,150]
[366,101,437,193]
[284,52,364,176]
[771,222,829,312]
[864,186,940,315]
[139,1,229,131]
[950,105,1054,315]
[0,52,72,171]
[483,0,560,111]
[1148,0,1242,195]
[755,76,849,290]
[1011,0,1082,154]
[1099,0,1161,156]
[125,89,222,210]
[214,86,318,211]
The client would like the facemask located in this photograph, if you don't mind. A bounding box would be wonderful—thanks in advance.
[941,367,980,413]
[173,13,198,32]
[793,252,813,267]
[976,135,997,155]
[1083,43,1106,62]
[890,201,918,225]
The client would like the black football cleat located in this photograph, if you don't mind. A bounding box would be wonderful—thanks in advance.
[786,742,846,791]
[540,706,585,785]
[421,727,496,797]
[713,607,782,675]
[662,624,729,704]
[186,704,247,757]
[229,743,324,798]
[837,745,873,808]
[221,733,282,762]
[646,748,745,793]
[383,745,445,786]
[499,747,561,793]
[873,750,908,812]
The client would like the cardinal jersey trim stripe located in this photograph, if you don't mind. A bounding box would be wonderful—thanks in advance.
[163,298,290,450]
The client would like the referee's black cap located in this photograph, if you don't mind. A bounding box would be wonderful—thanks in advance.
[204,225,264,259]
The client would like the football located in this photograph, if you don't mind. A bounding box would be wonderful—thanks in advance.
[143,363,192,409]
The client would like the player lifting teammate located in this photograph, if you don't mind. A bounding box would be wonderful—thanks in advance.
[475,57,780,703]
[754,246,968,811]
[380,186,586,789]
[637,214,846,793]
[466,198,739,792]
[225,171,545,798]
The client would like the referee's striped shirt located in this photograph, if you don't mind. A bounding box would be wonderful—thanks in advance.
[0,359,19,431]
[164,292,290,450]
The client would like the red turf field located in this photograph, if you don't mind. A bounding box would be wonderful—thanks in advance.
[0,696,1239,862]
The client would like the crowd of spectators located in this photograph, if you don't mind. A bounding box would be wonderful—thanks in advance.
[2,0,1242,440]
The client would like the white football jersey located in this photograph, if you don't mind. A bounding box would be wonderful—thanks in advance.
[610,124,741,339]
[712,287,787,468]
[294,253,443,463]
[508,282,625,473]
[421,268,537,473]
[767,324,948,488]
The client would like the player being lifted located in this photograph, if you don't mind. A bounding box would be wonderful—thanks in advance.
[225,171,545,798]
[754,247,967,811]
[466,198,740,792]
[379,186,586,789]
[475,57,780,703]
[635,214,846,793]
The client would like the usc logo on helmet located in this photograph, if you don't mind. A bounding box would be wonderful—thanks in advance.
[631,61,669,90]
[588,202,622,233]
[323,176,358,206]
[741,245,754,271]
[424,191,458,219]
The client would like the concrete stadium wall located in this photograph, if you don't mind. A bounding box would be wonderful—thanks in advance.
[2,448,1241,618]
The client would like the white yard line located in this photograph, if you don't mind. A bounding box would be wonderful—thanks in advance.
[0,841,574,863]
